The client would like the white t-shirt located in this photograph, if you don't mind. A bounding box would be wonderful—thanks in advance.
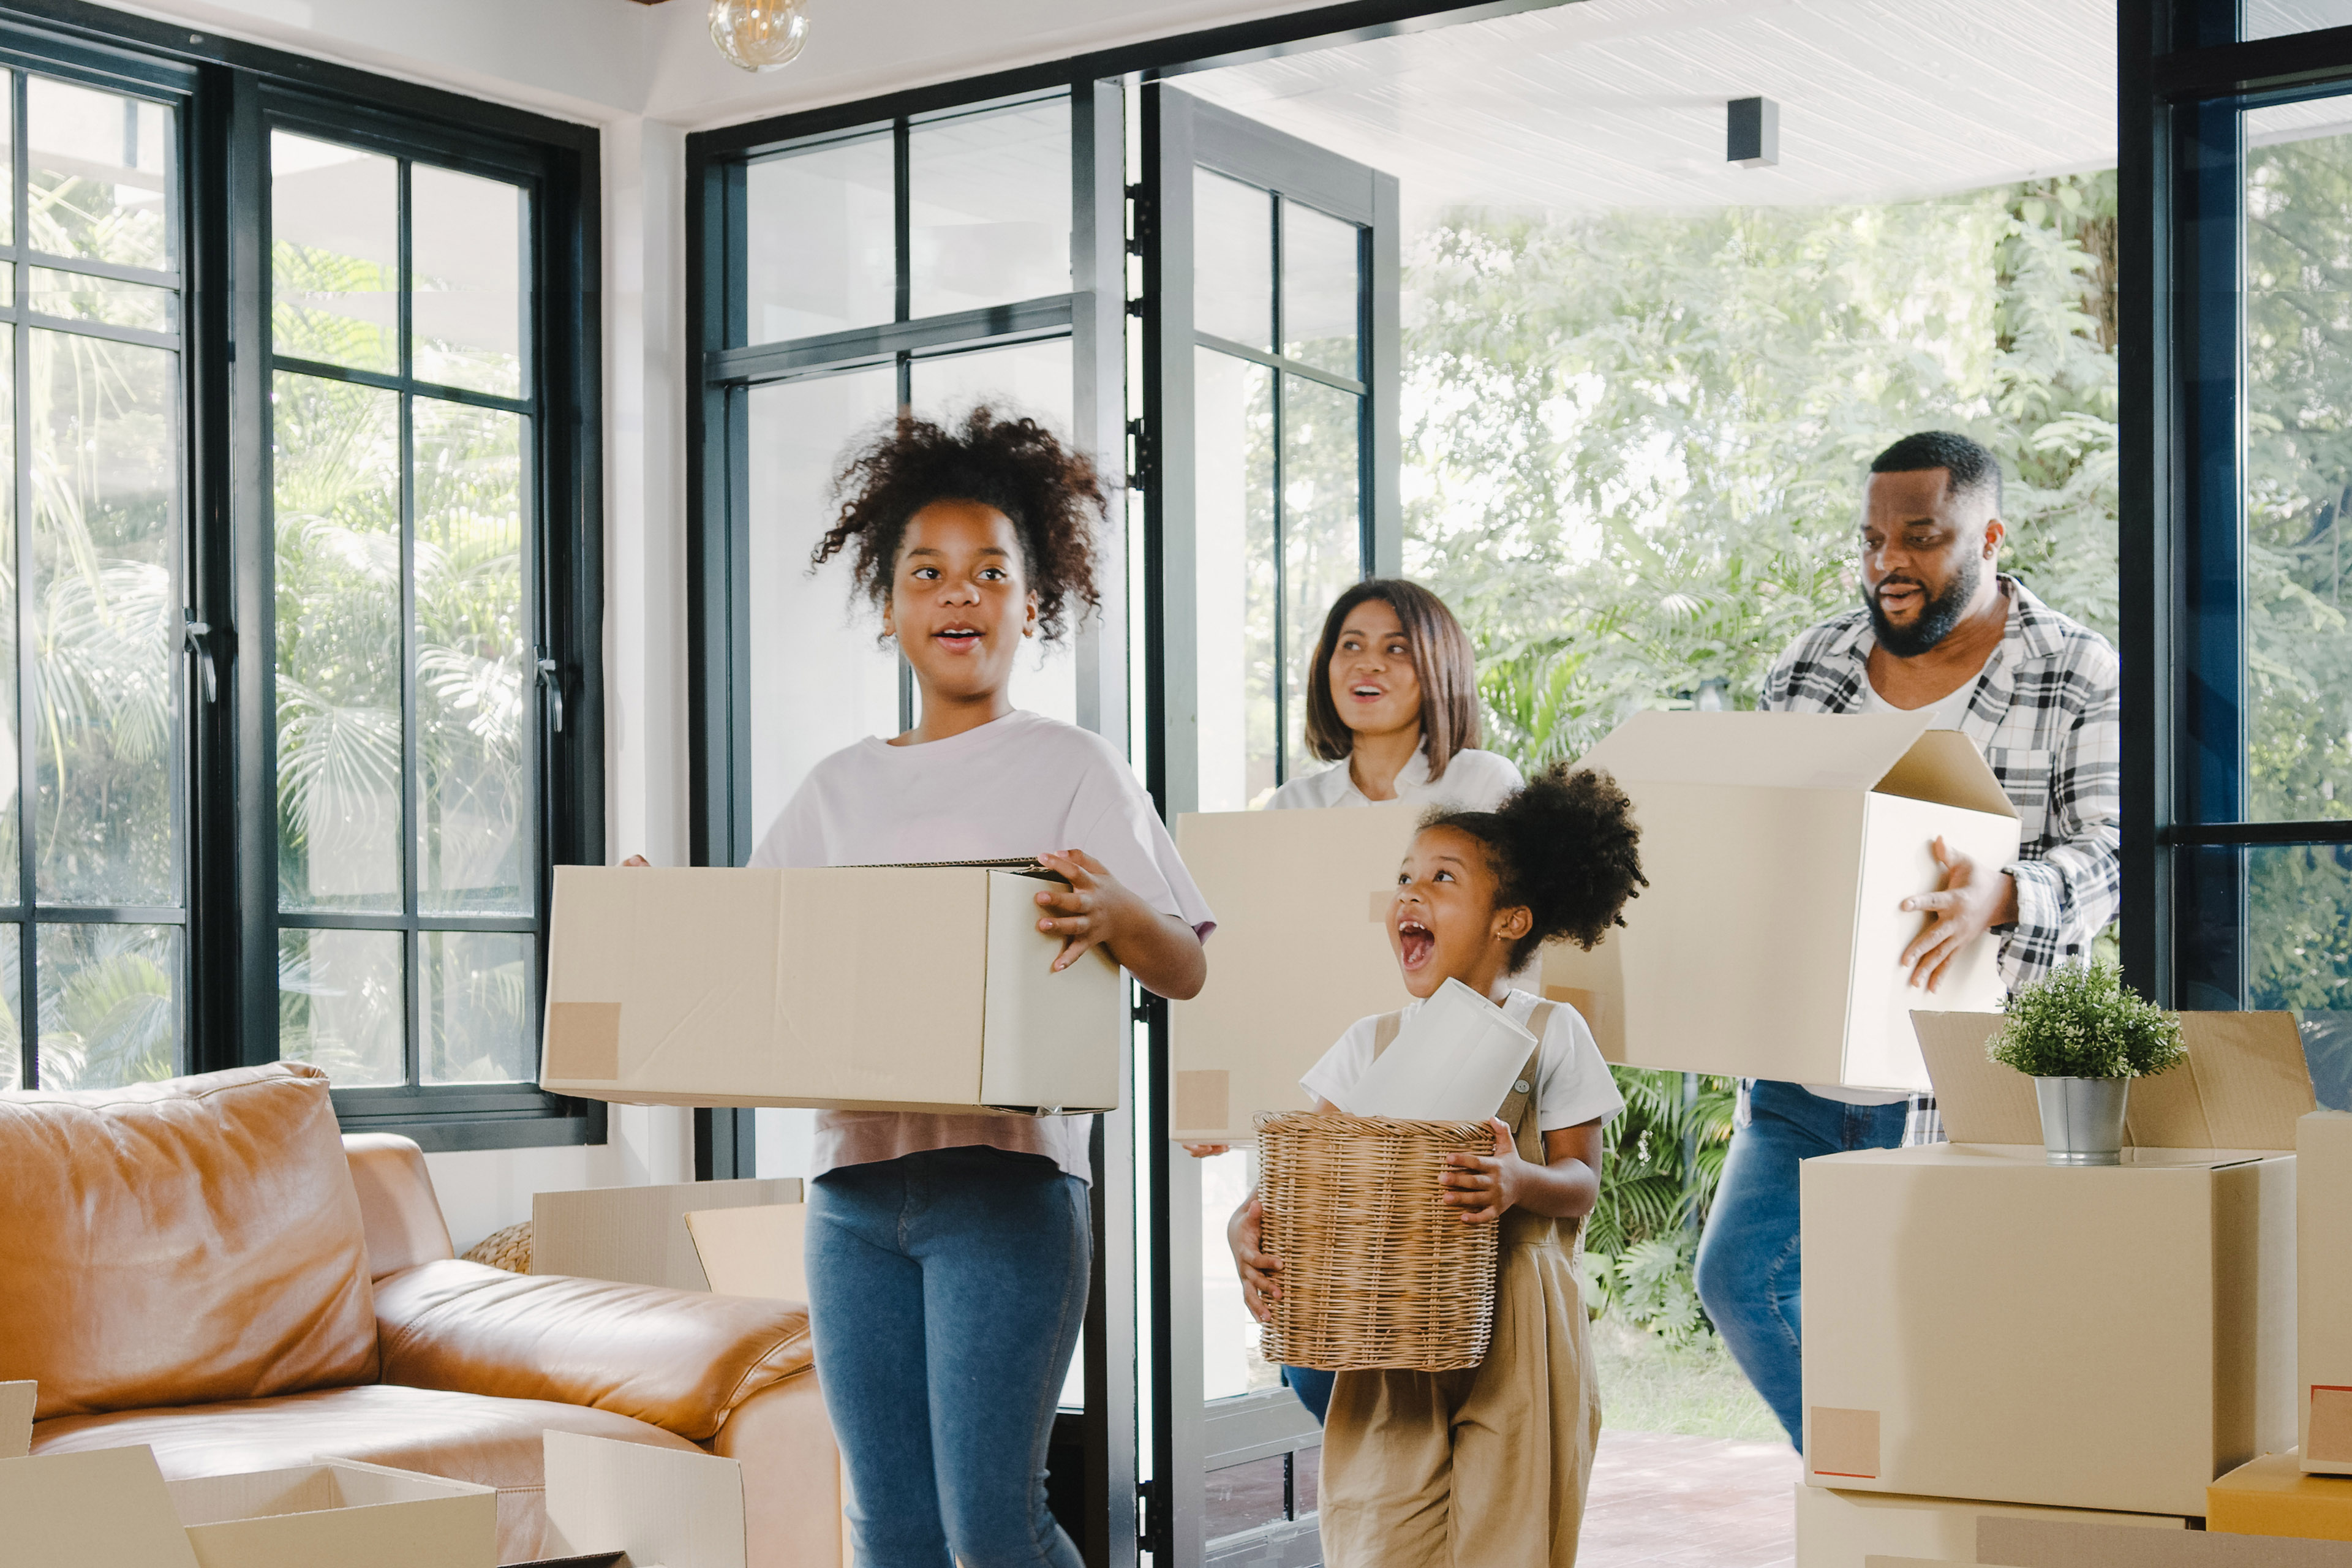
[750,707,1215,1182]
[1811,679,1979,1107]
[1267,745,1523,812]
[1301,988,1625,1134]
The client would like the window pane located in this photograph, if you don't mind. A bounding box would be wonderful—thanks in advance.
[745,134,895,345]
[278,926,402,1086]
[2246,1,2352,39]
[28,266,173,332]
[412,164,527,398]
[745,368,901,837]
[0,929,17,1087]
[1196,172,1273,352]
[274,372,402,913]
[271,132,398,375]
[28,78,170,271]
[0,78,14,247]
[1205,1455,1293,1542]
[422,929,531,1084]
[1194,347,1276,810]
[1201,1148,1279,1401]
[0,325,17,903]
[2244,105,2352,822]
[1282,202,1360,377]
[2245,842,2352,1110]
[415,399,529,914]
[33,922,176,1090]
[908,338,1079,726]
[908,99,1071,320]
[1283,375,1363,786]
[31,330,178,906]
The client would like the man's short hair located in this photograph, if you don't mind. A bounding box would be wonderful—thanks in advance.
[1869,431,2002,513]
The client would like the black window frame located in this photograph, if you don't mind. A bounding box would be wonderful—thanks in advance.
[0,0,603,1152]
[2122,5,2352,1020]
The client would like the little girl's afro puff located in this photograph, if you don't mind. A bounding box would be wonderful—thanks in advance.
[1424,763,1646,970]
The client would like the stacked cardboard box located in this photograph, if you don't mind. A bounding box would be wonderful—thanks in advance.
[1796,1011,2313,1562]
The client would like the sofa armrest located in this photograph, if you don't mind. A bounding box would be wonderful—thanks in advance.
[374,1259,810,1443]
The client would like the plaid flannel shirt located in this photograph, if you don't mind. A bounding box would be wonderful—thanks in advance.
[1761,576,2123,1145]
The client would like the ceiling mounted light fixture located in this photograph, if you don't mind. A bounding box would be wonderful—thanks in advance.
[709,0,809,72]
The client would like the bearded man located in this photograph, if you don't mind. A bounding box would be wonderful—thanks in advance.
[1691,429,2121,1449]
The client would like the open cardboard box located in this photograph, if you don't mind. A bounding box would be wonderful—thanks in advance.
[1801,1011,2314,1518]
[1169,805,1415,1142]
[1541,711,2019,1090]
[539,864,1126,1114]
[0,1420,744,1568]
[2304,1111,2352,1476]
[531,1176,802,1292]
[685,1203,810,1302]
[1793,1483,2184,1568]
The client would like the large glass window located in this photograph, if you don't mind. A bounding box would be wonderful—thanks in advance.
[0,70,187,1091]
[268,127,544,1099]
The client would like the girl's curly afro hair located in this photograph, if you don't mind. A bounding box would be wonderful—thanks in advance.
[812,405,1107,644]
[1423,763,1647,971]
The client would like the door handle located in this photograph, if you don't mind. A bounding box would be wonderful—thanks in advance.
[184,614,221,704]
[537,654,564,733]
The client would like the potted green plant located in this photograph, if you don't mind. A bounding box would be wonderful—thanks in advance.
[1987,962,2187,1166]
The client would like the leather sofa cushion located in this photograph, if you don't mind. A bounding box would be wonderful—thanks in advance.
[375,1259,812,1443]
[0,1063,378,1420]
[343,1133,456,1278]
[31,1382,699,1566]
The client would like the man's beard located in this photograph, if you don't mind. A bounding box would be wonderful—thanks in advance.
[1866,554,1981,658]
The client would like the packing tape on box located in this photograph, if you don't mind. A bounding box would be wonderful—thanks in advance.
[545,1001,622,1080]
[1811,1406,1882,1480]
[1176,1071,1230,1134]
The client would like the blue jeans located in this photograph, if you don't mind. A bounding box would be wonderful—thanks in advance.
[807,1147,1091,1568]
[1282,1364,1335,1423]
[1693,1079,1907,1449]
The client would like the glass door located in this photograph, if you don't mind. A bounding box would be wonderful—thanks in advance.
[1138,83,1398,1568]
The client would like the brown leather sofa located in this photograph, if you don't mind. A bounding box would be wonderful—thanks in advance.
[0,1061,843,1566]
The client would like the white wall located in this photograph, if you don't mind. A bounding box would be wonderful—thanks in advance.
[99,0,1330,1240]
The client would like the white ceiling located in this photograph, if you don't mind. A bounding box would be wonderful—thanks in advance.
[1180,0,2117,219]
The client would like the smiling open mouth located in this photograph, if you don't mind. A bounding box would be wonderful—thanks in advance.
[1398,916,1434,968]
[1351,684,1384,699]
[934,626,982,650]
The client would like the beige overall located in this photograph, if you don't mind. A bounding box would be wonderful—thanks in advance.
[1317,1000,1602,1568]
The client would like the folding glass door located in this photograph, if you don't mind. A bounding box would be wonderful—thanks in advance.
[1139,83,1398,1568]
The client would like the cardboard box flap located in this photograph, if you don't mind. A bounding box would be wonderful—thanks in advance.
[0,1445,202,1568]
[543,1431,745,1568]
[1915,1009,2316,1149]
[1575,710,2015,816]
[1,1379,31,1459]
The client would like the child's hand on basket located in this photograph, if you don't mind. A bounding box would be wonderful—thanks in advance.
[1439,1118,1528,1224]
[1229,1194,1283,1322]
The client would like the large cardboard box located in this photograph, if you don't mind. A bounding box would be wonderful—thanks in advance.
[2211,1449,2352,1542]
[1169,805,1415,1142]
[0,1444,200,1567]
[539,865,1126,1114]
[167,1460,497,1568]
[1801,1011,2314,1518]
[2304,1111,2352,1476]
[1540,711,2019,1090]
[531,1176,801,1291]
[1793,1483,2183,1567]
[1,1378,31,1458]
[541,1431,746,1568]
[1975,1513,2352,1565]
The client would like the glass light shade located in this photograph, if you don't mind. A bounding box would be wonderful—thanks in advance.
[709,0,809,72]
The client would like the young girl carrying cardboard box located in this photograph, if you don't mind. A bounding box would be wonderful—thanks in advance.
[742,408,1212,1568]
[1226,766,1644,1567]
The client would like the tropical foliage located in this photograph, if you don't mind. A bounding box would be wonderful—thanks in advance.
[1581,1068,1735,1348]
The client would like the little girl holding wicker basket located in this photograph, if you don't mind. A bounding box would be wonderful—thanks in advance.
[1224,763,1646,1567]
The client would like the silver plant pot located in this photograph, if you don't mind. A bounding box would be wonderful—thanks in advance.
[2034,1076,2131,1167]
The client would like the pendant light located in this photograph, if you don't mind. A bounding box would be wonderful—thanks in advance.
[709,0,809,72]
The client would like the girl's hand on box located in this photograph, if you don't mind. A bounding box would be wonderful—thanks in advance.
[1440,1118,1526,1224]
[621,855,650,867]
[1230,1194,1283,1323]
[1035,849,1208,1001]
[1183,1143,1231,1158]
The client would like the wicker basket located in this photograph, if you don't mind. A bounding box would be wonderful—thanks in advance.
[1255,1110,1501,1372]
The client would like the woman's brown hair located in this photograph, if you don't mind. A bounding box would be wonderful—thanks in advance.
[1302,578,1482,779]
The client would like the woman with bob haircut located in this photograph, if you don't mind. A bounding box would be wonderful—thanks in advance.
[1269,578,1521,812]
